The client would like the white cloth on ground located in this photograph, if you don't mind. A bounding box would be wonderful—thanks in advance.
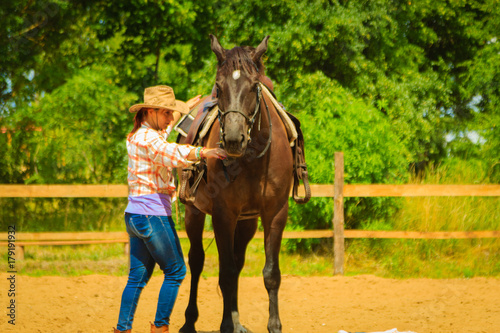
[338,329,417,333]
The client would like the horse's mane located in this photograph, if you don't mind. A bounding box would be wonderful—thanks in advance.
[218,46,265,77]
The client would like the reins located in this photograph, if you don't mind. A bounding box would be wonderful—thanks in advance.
[255,86,272,159]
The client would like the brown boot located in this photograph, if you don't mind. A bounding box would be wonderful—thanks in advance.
[113,328,131,333]
[150,321,169,332]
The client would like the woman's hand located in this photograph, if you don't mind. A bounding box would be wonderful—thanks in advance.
[202,148,227,160]
[171,94,201,125]
[188,147,227,161]
[186,95,202,109]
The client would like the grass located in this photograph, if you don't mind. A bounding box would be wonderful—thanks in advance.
[345,238,500,278]
[0,239,335,277]
[349,159,500,278]
[2,236,498,279]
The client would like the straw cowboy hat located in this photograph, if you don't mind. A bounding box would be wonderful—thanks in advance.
[129,85,189,114]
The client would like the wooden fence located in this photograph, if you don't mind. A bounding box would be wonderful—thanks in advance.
[1,152,499,272]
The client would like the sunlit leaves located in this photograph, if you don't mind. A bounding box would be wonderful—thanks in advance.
[3,66,136,184]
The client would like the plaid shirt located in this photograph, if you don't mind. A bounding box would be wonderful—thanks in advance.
[127,122,195,197]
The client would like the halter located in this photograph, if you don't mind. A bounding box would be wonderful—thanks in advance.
[217,84,262,145]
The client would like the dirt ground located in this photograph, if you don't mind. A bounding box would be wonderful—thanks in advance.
[1,273,499,333]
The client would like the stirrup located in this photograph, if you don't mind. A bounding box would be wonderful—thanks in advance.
[293,164,311,204]
[179,162,205,205]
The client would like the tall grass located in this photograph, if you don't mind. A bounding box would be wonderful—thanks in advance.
[346,159,500,278]
[393,159,499,232]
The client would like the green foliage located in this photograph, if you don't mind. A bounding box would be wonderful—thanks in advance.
[460,39,500,181]
[279,72,408,250]
[280,72,409,185]
[3,66,136,184]
[5,0,498,166]
[0,0,95,111]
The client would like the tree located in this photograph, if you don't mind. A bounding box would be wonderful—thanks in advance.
[0,0,96,114]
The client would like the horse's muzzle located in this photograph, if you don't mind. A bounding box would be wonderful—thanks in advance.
[224,134,246,158]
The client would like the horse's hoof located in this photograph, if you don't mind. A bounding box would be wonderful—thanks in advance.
[232,311,247,333]
[179,324,196,333]
[234,325,247,333]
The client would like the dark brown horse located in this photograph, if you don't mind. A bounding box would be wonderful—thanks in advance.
[179,35,293,333]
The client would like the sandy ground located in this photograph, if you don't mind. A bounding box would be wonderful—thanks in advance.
[1,273,499,333]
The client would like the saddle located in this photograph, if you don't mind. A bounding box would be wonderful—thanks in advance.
[175,95,216,206]
[176,78,311,205]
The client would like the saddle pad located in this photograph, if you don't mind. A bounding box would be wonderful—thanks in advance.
[259,83,298,147]
[198,105,220,141]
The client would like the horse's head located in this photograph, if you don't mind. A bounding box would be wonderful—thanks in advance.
[210,34,270,158]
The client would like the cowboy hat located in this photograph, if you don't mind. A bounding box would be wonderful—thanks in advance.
[129,85,189,114]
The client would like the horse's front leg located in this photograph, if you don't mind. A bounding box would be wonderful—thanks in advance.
[231,218,258,333]
[261,201,288,333]
[213,205,239,333]
[180,206,206,333]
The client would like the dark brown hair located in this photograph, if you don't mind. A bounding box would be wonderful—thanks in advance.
[128,109,147,138]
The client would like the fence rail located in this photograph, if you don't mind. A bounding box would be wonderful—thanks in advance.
[3,230,499,243]
[2,183,500,198]
[1,152,499,273]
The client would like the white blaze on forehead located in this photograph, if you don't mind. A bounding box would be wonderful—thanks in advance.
[232,70,241,80]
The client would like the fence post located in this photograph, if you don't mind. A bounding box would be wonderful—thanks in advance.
[333,152,345,275]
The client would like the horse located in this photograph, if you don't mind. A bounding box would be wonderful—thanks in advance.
[179,35,294,333]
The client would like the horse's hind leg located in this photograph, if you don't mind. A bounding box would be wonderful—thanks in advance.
[231,218,258,333]
[179,206,206,333]
[261,202,288,333]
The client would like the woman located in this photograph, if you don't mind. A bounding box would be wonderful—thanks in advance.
[114,85,226,333]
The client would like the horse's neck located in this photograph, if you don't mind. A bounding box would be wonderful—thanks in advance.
[259,75,274,92]
[253,91,277,136]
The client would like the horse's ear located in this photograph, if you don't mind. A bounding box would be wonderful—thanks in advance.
[210,34,226,64]
[253,35,270,63]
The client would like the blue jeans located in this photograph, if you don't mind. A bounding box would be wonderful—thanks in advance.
[116,213,186,330]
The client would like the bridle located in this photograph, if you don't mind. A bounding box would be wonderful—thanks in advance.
[216,82,272,160]
[217,83,261,142]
